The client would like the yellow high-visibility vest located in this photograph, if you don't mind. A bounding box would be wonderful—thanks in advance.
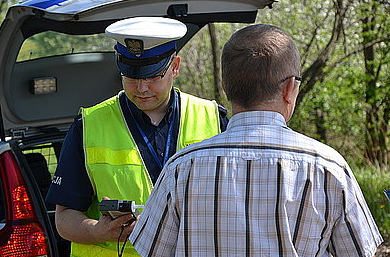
[71,89,220,256]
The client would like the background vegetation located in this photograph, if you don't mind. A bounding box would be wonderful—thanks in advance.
[1,0,389,245]
[178,1,390,242]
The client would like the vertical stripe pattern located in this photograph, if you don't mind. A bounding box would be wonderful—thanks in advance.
[148,193,171,257]
[276,161,283,257]
[184,159,194,256]
[293,163,311,246]
[316,168,329,257]
[245,160,252,257]
[214,156,222,257]
[129,111,383,257]
[342,190,364,256]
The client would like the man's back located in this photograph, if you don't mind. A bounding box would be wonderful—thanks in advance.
[131,111,382,256]
[130,23,382,257]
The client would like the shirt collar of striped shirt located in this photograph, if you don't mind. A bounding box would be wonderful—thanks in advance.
[227,111,287,130]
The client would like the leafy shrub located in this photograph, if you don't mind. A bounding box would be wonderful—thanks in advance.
[354,166,390,240]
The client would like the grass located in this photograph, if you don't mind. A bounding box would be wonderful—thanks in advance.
[354,166,390,240]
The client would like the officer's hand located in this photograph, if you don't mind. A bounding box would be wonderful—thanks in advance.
[97,212,136,242]
[96,196,137,242]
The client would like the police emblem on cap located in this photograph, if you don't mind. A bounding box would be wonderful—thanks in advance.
[125,38,144,55]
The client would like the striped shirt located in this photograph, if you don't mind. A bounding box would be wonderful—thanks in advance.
[130,111,383,257]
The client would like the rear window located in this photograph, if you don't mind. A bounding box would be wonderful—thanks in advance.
[21,144,60,212]
[23,144,59,176]
[17,31,114,62]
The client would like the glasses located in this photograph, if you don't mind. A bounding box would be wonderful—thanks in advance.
[280,75,302,83]
[122,57,174,84]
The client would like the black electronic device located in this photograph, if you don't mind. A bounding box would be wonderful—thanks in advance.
[99,199,144,219]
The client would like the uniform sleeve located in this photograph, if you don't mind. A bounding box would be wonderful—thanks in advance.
[130,164,179,257]
[218,104,229,132]
[329,167,383,257]
[45,115,95,211]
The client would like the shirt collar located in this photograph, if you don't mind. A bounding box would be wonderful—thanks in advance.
[227,111,287,131]
[124,89,177,127]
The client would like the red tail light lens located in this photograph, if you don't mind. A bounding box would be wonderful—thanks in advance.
[12,185,35,220]
[0,224,47,256]
[0,150,49,256]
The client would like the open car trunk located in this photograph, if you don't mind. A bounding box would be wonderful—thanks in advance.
[0,0,275,141]
[0,0,275,255]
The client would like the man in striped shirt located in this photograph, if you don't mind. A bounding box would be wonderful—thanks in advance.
[129,24,383,256]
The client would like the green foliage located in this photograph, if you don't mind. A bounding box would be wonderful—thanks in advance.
[257,0,337,71]
[289,58,368,165]
[0,0,18,23]
[176,26,215,99]
[255,0,390,170]
[354,166,390,240]
[17,31,114,61]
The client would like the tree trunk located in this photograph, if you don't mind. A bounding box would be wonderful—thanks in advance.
[296,0,346,109]
[208,23,224,103]
[0,0,7,14]
[361,1,389,167]
[362,13,378,164]
[315,107,328,143]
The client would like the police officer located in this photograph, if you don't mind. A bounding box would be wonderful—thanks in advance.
[46,17,228,257]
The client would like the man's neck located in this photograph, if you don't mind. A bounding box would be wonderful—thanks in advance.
[232,102,289,122]
[144,91,174,126]
[145,110,167,126]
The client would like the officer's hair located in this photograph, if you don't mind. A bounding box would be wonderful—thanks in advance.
[221,24,301,109]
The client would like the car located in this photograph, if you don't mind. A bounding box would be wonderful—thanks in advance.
[0,0,276,256]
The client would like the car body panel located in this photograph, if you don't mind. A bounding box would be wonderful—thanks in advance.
[0,140,59,256]
[12,0,272,19]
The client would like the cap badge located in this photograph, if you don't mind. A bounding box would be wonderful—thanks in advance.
[125,38,144,56]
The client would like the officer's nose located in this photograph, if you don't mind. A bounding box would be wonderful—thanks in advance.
[136,79,149,93]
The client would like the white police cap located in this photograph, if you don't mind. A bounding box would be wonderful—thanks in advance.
[105,17,187,53]
[105,17,187,79]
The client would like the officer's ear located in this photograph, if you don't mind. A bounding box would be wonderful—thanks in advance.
[172,56,181,78]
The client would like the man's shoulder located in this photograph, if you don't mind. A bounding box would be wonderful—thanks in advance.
[167,124,349,171]
[166,131,224,167]
[290,129,347,168]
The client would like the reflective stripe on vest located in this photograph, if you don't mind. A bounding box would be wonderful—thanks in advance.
[71,243,139,257]
[72,89,220,256]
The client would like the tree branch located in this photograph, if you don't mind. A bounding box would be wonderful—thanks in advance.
[0,0,7,14]
[326,37,390,71]
[296,0,347,109]
[208,23,223,103]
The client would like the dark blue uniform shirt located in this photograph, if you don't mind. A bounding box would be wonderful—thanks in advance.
[46,91,228,211]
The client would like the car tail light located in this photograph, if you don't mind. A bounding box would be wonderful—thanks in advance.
[0,151,49,256]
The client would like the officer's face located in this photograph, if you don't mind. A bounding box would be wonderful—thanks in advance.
[122,56,180,115]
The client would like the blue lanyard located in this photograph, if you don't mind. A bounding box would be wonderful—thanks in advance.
[126,97,177,170]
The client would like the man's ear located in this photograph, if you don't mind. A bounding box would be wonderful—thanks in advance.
[172,56,181,78]
[282,78,295,104]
